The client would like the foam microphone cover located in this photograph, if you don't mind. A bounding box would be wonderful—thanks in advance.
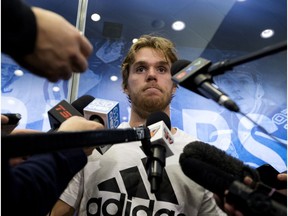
[71,95,95,115]
[180,141,260,182]
[146,111,171,130]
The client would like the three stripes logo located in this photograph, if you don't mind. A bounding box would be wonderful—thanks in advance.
[86,158,185,216]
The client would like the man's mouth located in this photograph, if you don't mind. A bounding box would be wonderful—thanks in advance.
[143,86,162,95]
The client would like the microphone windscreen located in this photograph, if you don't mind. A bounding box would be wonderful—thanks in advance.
[146,111,171,130]
[180,157,234,196]
[181,141,260,182]
[171,59,191,76]
[71,95,95,115]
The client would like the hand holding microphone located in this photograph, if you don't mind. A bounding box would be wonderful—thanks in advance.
[179,141,287,216]
[47,95,95,131]
[1,113,22,135]
[58,116,104,156]
[180,141,287,189]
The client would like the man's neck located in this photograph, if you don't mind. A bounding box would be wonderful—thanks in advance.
[128,109,177,134]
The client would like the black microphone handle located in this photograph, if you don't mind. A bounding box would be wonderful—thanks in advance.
[145,111,172,193]
[146,144,166,193]
[208,40,287,76]
[2,127,150,158]
[197,78,239,112]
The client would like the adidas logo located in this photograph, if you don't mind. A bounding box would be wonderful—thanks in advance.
[86,158,186,216]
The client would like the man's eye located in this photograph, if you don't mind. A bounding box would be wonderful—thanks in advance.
[136,66,146,73]
[158,67,168,73]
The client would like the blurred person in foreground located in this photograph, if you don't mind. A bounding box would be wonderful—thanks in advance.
[224,173,287,216]
[2,0,93,82]
[2,115,104,215]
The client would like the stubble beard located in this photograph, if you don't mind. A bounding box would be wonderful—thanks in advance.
[130,91,173,119]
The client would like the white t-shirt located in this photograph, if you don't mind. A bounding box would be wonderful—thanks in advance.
[60,122,226,216]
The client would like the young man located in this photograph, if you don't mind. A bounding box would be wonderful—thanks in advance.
[50,35,226,216]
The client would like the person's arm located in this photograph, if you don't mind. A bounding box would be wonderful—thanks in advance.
[2,116,103,216]
[3,148,87,216]
[2,0,37,57]
[2,0,93,82]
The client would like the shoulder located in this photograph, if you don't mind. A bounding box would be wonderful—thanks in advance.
[173,127,197,142]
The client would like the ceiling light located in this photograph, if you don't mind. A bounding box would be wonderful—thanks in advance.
[91,13,101,22]
[172,21,186,31]
[52,86,60,92]
[14,69,24,76]
[132,38,138,44]
[110,75,118,81]
[260,29,274,38]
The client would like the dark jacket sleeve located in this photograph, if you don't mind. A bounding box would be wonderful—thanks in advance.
[1,0,37,58]
[2,148,87,216]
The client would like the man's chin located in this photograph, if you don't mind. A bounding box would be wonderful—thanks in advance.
[142,98,165,111]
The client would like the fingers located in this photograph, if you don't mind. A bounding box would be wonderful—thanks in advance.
[61,35,93,76]
[70,53,89,73]
[223,203,244,216]
[277,173,287,181]
[1,115,9,124]
[79,34,93,58]
[69,35,93,73]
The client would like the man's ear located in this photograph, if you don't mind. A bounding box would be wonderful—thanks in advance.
[123,87,129,95]
[172,85,177,94]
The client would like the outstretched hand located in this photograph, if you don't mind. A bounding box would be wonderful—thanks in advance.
[19,7,93,82]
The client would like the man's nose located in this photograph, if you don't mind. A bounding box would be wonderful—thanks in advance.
[146,68,157,80]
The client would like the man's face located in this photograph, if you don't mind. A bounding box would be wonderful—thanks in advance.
[124,47,176,117]
[214,71,259,113]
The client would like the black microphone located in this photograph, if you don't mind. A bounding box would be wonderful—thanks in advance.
[179,157,287,216]
[71,95,95,115]
[180,141,260,182]
[171,59,239,112]
[2,126,150,158]
[145,111,174,193]
[180,141,287,189]
[47,95,95,131]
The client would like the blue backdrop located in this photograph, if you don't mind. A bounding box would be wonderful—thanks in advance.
[1,38,287,173]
